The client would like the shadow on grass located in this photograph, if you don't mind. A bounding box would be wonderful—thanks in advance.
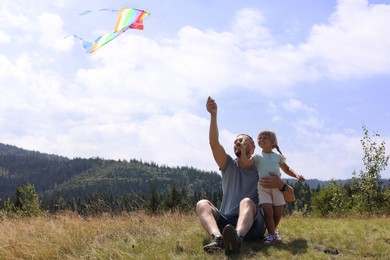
[202,237,308,259]
[238,238,309,258]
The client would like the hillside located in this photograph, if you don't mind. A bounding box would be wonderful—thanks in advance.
[0,143,222,203]
[0,143,68,160]
[1,142,374,208]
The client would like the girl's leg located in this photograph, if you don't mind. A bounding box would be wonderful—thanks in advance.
[272,205,284,241]
[260,203,275,235]
[273,205,283,228]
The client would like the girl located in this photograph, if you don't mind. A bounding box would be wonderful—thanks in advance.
[240,130,305,244]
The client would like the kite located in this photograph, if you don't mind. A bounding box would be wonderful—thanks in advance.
[67,8,150,54]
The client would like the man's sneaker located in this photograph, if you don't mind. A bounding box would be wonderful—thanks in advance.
[203,234,224,254]
[275,229,282,242]
[263,233,277,244]
[222,224,241,255]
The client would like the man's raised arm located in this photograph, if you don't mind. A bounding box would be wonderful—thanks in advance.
[206,96,227,170]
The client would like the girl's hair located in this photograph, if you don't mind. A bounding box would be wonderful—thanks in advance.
[258,130,285,158]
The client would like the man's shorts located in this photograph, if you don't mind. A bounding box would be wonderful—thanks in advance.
[216,207,265,241]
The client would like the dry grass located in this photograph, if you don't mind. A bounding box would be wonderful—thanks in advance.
[0,212,389,259]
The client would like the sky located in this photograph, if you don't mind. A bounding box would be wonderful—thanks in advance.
[1,0,390,181]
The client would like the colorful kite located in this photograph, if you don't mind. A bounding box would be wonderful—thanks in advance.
[67,8,150,54]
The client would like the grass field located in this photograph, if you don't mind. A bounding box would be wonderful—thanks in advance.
[0,211,389,259]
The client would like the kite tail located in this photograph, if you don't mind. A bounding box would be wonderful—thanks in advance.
[79,8,120,16]
[68,8,150,54]
[64,34,93,53]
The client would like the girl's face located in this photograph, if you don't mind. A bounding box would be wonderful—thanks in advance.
[258,134,274,151]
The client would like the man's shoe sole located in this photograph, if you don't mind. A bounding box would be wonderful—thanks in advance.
[222,225,240,255]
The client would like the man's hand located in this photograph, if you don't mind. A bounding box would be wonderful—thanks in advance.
[259,173,285,189]
[206,96,217,115]
[260,173,296,202]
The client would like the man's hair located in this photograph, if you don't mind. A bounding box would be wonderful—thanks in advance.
[236,133,255,145]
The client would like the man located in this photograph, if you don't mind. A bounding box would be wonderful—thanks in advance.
[196,96,295,255]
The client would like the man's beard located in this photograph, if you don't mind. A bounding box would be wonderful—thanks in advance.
[235,150,241,157]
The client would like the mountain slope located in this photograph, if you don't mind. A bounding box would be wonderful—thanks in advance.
[0,143,222,201]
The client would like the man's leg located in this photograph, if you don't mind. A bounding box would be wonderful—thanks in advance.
[196,199,224,253]
[196,199,220,235]
[236,198,257,236]
[244,207,266,241]
[222,198,257,255]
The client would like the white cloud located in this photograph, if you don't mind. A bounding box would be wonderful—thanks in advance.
[282,99,316,113]
[278,129,364,180]
[279,99,324,130]
[301,0,390,79]
[0,10,30,30]
[232,8,275,49]
[38,13,73,52]
[0,30,11,43]
[0,0,389,181]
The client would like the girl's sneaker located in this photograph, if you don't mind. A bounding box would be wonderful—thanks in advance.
[263,233,277,244]
[275,229,282,242]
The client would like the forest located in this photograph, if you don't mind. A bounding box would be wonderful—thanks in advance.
[1,126,389,217]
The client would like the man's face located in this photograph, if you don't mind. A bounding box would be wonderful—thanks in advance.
[234,135,252,157]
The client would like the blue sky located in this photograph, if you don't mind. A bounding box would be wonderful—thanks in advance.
[0,0,389,180]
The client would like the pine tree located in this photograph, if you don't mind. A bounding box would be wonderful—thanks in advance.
[148,183,160,213]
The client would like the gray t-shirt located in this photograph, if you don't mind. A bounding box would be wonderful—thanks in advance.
[219,155,259,216]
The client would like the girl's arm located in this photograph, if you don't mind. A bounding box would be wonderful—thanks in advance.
[280,163,305,182]
[240,141,255,167]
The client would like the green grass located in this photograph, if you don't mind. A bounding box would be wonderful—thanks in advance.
[0,211,389,259]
